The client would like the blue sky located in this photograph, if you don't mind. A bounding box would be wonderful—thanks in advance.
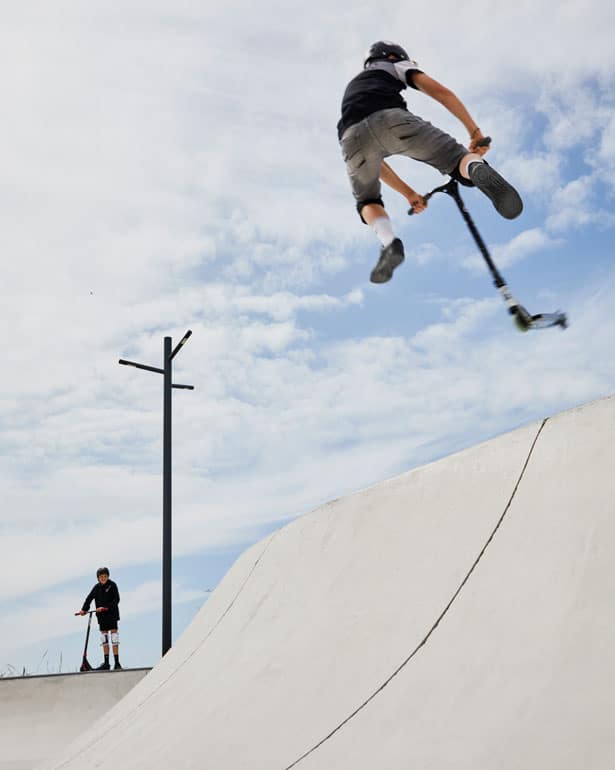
[1,0,614,674]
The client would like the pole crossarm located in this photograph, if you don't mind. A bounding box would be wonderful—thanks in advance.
[118,359,164,375]
[118,360,194,389]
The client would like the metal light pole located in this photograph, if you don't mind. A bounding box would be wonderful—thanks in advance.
[119,330,194,656]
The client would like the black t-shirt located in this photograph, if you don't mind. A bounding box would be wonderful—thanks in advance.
[338,59,423,139]
[82,579,120,621]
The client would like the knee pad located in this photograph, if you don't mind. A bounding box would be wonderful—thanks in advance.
[110,631,119,646]
[357,197,384,223]
[100,632,109,646]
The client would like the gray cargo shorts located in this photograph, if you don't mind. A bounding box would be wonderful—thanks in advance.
[339,108,468,219]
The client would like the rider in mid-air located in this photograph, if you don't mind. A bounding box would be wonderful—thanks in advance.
[338,41,522,283]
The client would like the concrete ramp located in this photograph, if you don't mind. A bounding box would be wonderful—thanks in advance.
[0,669,149,770]
[39,396,615,769]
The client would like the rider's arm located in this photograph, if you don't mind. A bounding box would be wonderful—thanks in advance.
[411,72,487,151]
[81,586,96,613]
[380,161,427,212]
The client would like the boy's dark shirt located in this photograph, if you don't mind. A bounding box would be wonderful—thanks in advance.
[82,579,120,622]
[338,59,423,140]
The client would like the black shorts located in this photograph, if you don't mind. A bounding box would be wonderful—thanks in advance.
[98,614,119,632]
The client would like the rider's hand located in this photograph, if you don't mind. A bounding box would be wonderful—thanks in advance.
[96,606,108,613]
[407,192,427,214]
[75,610,86,616]
[469,128,489,156]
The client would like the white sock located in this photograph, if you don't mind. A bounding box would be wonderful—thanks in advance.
[460,154,484,180]
[370,216,396,247]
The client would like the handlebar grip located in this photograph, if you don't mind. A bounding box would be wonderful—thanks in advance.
[408,194,429,216]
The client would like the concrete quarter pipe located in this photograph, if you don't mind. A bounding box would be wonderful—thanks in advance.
[27,396,615,768]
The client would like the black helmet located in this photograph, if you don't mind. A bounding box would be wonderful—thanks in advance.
[364,41,409,68]
[96,567,110,578]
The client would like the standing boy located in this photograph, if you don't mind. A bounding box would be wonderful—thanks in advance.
[338,41,523,283]
[77,567,122,670]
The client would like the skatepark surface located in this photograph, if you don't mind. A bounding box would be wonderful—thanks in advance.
[7,395,615,769]
[0,669,150,770]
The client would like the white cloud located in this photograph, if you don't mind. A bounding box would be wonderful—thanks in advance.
[412,242,442,266]
[462,228,562,272]
[502,152,563,200]
[597,112,615,166]
[546,176,615,232]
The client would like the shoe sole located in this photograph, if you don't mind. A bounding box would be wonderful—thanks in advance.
[370,244,405,284]
[470,163,523,219]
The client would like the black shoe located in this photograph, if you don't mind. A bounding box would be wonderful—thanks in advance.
[370,238,405,284]
[113,661,122,670]
[96,661,110,670]
[469,162,523,219]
